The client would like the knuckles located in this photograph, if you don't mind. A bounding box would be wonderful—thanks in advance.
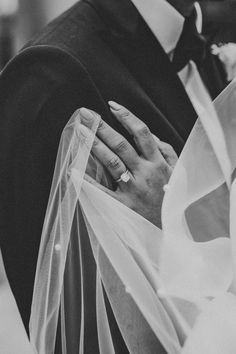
[135,159,171,187]
[119,108,130,118]
[155,160,171,177]
[114,139,129,154]
[134,124,150,138]
[106,156,122,170]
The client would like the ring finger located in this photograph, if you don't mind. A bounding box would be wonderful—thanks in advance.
[91,134,133,184]
[79,108,139,171]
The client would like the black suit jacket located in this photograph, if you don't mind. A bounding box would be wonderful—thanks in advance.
[0,0,226,352]
[200,0,236,43]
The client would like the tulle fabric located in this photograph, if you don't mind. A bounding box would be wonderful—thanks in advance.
[0,251,35,354]
[29,79,236,353]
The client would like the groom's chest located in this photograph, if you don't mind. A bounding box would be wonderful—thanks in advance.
[80,31,196,148]
[58,8,197,153]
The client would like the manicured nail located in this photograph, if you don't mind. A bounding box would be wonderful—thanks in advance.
[80,107,95,123]
[108,101,122,110]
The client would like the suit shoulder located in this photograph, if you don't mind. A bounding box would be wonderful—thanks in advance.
[0,44,106,136]
[0,45,96,98]
[2,44,89,79]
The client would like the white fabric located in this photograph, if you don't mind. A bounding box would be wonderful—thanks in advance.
[178,62,211,117]
[194,2,203,34]
[130,0,203,54]
[130,0,184,53]
[0,251,34,353]
[26,79,236,353]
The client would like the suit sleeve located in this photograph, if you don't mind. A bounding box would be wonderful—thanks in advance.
[0,45,109,326]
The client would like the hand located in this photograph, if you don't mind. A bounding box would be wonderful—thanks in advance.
[79,102,178,227]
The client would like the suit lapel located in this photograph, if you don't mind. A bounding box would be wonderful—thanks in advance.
[199,50,226,99]
[102,20,197,141]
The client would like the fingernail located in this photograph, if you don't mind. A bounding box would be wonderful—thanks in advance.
[80,108,101,128]
[80,107,96,123]
[108,101,122,110]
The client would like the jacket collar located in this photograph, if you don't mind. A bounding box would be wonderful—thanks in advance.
[86,0,185,54]
[131,0,184,54]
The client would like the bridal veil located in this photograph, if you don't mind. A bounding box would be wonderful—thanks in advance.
[8,79,236,353]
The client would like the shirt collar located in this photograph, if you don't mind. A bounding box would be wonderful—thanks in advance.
[130,0,185,54]
[194,2,203,33]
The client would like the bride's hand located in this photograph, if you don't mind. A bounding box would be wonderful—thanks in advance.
[80,102,177,227]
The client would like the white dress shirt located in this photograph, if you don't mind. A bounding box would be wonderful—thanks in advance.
[130,0,213,121]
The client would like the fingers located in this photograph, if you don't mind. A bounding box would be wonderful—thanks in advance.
[80,125,133,183]
[158,141,178,169]
[152,135,178,169]
[108,101,164,162]
[80,108,139,171]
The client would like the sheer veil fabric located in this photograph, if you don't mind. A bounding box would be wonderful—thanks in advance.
[0,251,34,354]
[27,79,236,353]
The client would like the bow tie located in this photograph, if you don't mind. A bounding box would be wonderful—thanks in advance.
[172,10,207,72]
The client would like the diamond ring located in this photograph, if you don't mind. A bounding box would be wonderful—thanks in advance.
[115,170,131,183]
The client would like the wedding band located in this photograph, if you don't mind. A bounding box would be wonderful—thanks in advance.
[115,170,131,183]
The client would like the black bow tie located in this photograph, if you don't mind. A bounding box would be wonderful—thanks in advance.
[172,10,207,72]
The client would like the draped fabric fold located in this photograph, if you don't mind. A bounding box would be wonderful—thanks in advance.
[29,80,236,353]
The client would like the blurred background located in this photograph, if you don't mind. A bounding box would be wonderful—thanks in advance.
[1,0,236,78]
[0,0,77,69]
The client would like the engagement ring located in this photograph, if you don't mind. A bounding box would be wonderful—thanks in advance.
[115,170,131,183]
